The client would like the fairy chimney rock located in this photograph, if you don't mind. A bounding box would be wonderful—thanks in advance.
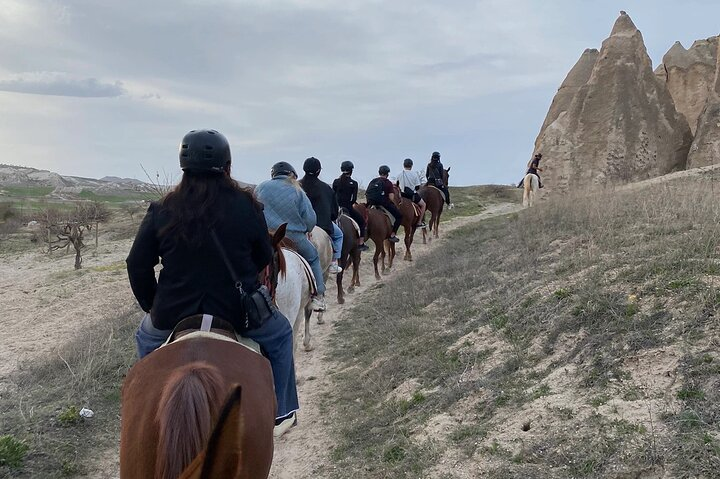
[661,37,718,133]
[534,12,692,193]
[687,39,720,168]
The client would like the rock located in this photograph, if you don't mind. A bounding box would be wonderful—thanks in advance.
[687,42,720,168]
[534,12,692,193]
[658,37,718,134]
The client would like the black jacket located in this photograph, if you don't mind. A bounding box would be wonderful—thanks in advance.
[126,190,272,331]
[332,174,358,207]
[426,160,445,184]
[300,174,338,237]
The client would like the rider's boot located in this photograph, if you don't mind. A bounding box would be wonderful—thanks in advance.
[328,260,342,274]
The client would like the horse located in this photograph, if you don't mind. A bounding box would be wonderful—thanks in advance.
[120,335,275,478]
[308,226,332,324]
[275,225,330,352]
[392,184,422,261]
[354,203,396,280]
[336,212,361,304]
[522,173,539,207]
[419,166,450,243]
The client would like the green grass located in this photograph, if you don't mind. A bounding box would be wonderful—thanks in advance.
[0,186,55,197]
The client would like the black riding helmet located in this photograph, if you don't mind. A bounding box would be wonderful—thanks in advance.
[403,158,413,168]
[303,157,322,176]
[341,160,354,173]
[431,151,441,161]
[179,129,231,173]
[378,165,390,176]
[271,161,297,179]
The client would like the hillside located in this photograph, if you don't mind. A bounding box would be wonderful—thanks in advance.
[326,171,720,478]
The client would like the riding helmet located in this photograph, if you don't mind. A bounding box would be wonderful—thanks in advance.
[378,165,390,176]
[179,129,231,173]
[431,151,441,160]
[303,157,322,175]
[271,161,297,179]
[403,158,413,168]
[340,160,354,173]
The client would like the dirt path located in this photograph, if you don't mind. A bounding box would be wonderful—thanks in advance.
[269,202,522,478]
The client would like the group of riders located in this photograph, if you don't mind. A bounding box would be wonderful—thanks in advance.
[125,129,455,439]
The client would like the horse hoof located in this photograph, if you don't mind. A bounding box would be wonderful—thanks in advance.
[375,275,381,280]
[304,344,315,352]
[317,317,325,325]
[338,297,345,304]
[348,286,354,293]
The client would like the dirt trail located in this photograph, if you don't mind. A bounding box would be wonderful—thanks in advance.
[269,202,521,478]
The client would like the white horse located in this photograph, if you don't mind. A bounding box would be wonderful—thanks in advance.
[274,226,331,352]
[523,173,539,207]
[308,226,333,324]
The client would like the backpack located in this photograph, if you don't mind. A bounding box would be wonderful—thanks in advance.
[365,178,386,203]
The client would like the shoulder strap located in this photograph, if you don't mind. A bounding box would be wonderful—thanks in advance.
[210,229,246,295]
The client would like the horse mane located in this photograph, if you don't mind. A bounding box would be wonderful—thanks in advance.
[155,362,224,479]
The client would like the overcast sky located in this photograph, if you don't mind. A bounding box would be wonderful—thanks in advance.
[1,1,719,187]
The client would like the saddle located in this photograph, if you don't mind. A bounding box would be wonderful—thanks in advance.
[369,205,395,226]
[339,211,361,238]
[163,314,262,355]
[282,247,319,296]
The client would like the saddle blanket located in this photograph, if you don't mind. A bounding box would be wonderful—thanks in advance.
[340,213,361,237]
[369,205,395,225]
[282,247,319,296]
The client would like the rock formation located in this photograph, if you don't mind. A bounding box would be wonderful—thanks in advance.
[655,38,718,134]
[534,12,692,193]
[687,44,720,168]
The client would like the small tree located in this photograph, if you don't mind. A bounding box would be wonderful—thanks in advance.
[141,165,176,200]
[40,202,109,270]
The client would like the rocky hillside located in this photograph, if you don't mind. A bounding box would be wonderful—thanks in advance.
[535,11,719,193]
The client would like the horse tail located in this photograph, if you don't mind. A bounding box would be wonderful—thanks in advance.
[155,361,224,479]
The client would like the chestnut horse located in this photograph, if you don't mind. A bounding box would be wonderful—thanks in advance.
[419,166,450,243]
[120,336,275,479]
[354,203,396,280]
[336,212,361,304]
[391,184,422,261]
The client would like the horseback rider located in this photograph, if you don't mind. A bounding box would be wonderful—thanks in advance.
[299,157,343,274]
[254,161,328,312]
[126,129,299,436]
[425,151,453,208]
[397,158,427,229]
[331,160,369,252]
[517,153,544,188]
[366,165,402,243]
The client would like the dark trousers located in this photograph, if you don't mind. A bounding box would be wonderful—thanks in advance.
[518,171,543,188]
[429,180,451,204]
[339,203,366,237]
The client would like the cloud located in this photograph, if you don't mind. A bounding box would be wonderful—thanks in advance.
[0,72,126,97]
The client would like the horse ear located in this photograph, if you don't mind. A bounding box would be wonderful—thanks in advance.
[446,167,451,172]
[273,223,288,246]
[395,181,399,187]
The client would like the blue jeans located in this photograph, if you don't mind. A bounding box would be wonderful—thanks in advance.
[331,223,343,260]
[286,231,326,295]
[134,311,299,419]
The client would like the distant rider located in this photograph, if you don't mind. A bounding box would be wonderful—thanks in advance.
[299,157,343,274]
[397,158,427,229]
[518,153,544,188]
[332,161,369,252]
[425,151,453,208]
[255,162,328,312]
[365,165,402,243]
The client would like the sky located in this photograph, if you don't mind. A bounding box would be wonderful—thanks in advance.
[1,1,719,187]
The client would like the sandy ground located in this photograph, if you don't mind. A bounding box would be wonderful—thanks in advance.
[269,202,521,478]
[0,203,521,478]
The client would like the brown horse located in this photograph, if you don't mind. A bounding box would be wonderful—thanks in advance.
[354,203,396,280]
[391,184,422,261]
[120,336,275,478]
[336,212,361,303]
[419,167,450,243]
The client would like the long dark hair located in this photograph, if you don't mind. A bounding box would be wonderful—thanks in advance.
[159,171,259,246]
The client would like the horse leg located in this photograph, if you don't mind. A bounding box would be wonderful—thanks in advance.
[404,230,412,261]
[373,246,381,280]
[303,306,314,351]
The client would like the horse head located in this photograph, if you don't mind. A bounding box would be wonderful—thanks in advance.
[442,167,450,187]
[264,223,288,295]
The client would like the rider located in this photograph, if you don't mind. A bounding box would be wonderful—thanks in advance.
[425,151,453,209]
[397,158,427,229]
[517,153,544,188]
[366,165,402,243]
[126,129,299,436]
[254,161,328,312]
[332,160,369,252]
[299,157,343,274]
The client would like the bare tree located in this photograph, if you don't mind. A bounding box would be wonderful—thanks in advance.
[40,202,110,269]
[141,165,176,200]
[121,202,142,223]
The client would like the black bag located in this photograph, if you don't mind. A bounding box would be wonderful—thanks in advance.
[402,186,415,199]
[210,230,275,332]
[365,178,386,203]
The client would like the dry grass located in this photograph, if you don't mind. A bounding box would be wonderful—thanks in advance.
[326,173,720,478]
